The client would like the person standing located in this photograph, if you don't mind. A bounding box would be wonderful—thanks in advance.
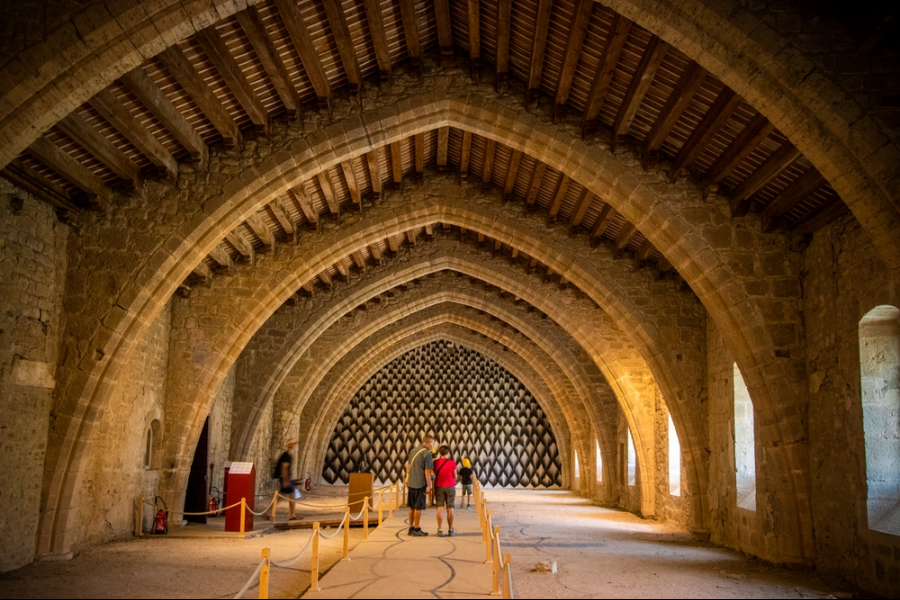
[405,434,434,537]
[433,445,457,536]
[458,458,476,509]
[266,440,298,520]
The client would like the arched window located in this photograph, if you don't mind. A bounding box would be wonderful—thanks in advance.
[595,440,602,482]
[627,429,636,487]
[144,419,161,471]
[574,450,581,486]
[668,415,681,497]
[734,364,756,511]
[860,306,900,535]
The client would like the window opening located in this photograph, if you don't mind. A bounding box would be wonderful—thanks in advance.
[734,363,756,511]
[668,414,681,497]
[595,440,602,482]
[627,429,636,487]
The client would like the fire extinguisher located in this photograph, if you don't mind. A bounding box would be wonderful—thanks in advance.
[208,496,219,514]
[154,496,168,535]
[305,474,311,492]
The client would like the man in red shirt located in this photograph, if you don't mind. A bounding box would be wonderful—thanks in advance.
[433,445,457,537]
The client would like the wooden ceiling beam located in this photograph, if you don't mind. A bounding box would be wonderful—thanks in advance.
[370,243,384,263]
[425,224,434,238]
[568,189,593,235]
[57,111,141,186]
[635,238,654,263]
[398,0,422,76]
[225,229,255,264]
[352,251,367,271]
[1,160,80,215]
[589,204,616,247]
[547,175,570,226]
[703,112,774,195]
[335,260,350,280]
[495,0,512,93]
[158,46,241,149]
[791,198,850,237]
[274,0,332,110]
[407,229,417,246]
[390,141,403,189]
[195,27,268,134]
[761,169,827,233]
[437,127,450,173]
[467,0,482,79]
[582,14,632,137]
[642,61,706,169]
[459,131,473,182]
[89,88,178,179]
[415,133,425,179]
[319,269,333,287]
[525,0,554,112]
[552,0,594,123]
[614,222,637,255]
[527,256,539,274]
[301,281,315,295]
[269,197,295,236]
[611,37,669,152]
[317,170,340,216]
[361,0,392,86]
[671,87,741,175]
[363,150,383,203]
[289,187,319,228]
[524,163,547,213]
[28,135,112,210]
[481,139,496,192]
[656,255,672,277]
[245,211,276,250]
[729,142,802,216]
[503,150,523,201]
[235,8,301,120]
[322,0,362,95]
[209,243,235,271]
[192,260,214,281]
[341,160,361,207]
[387,234,400,254]
[434,0,454,68]
[121,67,207,164]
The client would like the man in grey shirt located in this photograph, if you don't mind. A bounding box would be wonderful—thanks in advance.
[405,434,434,536]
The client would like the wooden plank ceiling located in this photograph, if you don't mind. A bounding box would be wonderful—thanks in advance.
[2,0,847,293]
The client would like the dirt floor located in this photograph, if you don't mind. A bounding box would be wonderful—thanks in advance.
[0,487,867,599]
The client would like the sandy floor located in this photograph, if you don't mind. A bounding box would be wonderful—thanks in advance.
[0,487,867,599]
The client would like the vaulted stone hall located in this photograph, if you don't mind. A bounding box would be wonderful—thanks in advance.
[0,0,898,597]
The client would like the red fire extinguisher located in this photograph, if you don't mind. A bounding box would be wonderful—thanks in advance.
[154,496,168,535]
[305,474,311,492]
[208,496,219,514]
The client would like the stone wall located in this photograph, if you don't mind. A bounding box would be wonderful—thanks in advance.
[0,184,68,571]
[802,213,899,595]
[207,367,235,507]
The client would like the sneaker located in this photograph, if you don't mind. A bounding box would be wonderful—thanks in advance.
[437,529,443,537]
[449,528,455,537]
[408,527,415,535]
[467,504,472,509]
[411,529,428,537]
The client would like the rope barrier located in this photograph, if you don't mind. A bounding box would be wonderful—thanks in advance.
[142,498,243,517]
[247,496,276,517]
[232,557,266,599]
[317,513,349,540]
[270,532,316,569]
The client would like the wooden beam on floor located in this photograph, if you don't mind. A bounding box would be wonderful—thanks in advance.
[524,163,547,213]
[398,0,422,76]
[195,27,268,134]
[57,111,141,186]
[28,135,112,210]
[269,197,295,236]
[761,169,827,233]
[671,87,741,176]
[245,211,276,250]
[437,127,450,172]
[362,0,391,86]
[89,88,178,179]
[481,139,496,191]
[289,187,319,229]
[502,150,523,201]
[158,46,241,148]
[568,189,593,235]
[468,0,481,79]
[582,14,631,138]
[525,0,554,112]
[642,61,706,169]
[610,36,668,152]
[553,0,594,123]
[729,142,801,216]
[323,0,362,95]
[317,170,340,216]
[589,204,616,247]
[703,112,774,195]
[366,150,383,201]
[460,131,473,182]
[496,0,512,93]
[274,0,332,110]
[390,141,403,189]
[341,161,361,208]
[235,7,301,120]
[547,175,570,226]
[434,0,454,68]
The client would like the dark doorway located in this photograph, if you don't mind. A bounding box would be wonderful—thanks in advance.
[184,418,210,524]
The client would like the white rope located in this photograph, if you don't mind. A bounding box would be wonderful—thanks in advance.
[232,558,266,599]
[318,514,348,540]
[505,564,515,600]
[143,498,243,517]
[247,496,276,517]
[271,532,316,569]
[349,506,366,521]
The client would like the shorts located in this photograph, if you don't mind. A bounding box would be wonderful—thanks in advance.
[407,486,427,511]
[435,486,456,508]
[461,483,473,495]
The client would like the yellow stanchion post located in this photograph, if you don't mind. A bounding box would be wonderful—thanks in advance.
[491,526,502,596]
[502,553,512,600]
[484,509,493,564]
[378,490,384,526]
[271,490,278,523]
[240,497,247,539]
[310,522,321,592]
[259,548,270,599]
[363,496,369,541]
[135,496,143,537]
[342,506,350,561]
